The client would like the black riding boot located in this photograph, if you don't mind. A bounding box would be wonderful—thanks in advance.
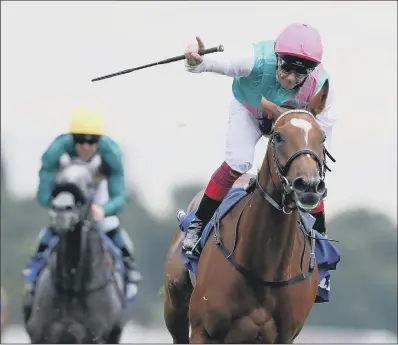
[182,194,222,253]
[106,227,142,303]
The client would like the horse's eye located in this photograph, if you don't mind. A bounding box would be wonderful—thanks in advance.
[274,132,283,143]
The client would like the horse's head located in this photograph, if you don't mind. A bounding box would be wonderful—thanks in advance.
[260,80,330,213]
[48,154,102,233]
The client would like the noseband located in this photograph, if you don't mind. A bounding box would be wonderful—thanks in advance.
[256,109,335,214]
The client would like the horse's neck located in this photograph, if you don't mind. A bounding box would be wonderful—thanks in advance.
[58,226,83,271]
[56,225,106,290]
[238,161,298,278]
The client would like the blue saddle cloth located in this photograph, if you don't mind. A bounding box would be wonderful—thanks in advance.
[179,187,341,303]
[23,230,125,288]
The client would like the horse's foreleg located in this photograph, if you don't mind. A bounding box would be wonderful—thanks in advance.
[164,228,193,344]
[190,327,220,344]
[164,271,192,344]
[105,325,122,344]
[287,323,304,344]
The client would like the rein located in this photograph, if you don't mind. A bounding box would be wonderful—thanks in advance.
[72,197,93,292]
[213,110,336,287]
[54,194,115,295]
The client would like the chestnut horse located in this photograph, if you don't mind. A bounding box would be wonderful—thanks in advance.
[164,80,331,343]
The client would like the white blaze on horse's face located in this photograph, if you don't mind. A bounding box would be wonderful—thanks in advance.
[290,118,312,147]
[49,192,80,232]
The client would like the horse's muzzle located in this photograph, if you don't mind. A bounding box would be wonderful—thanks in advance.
[49,208,80,233]
[291,176,326,211]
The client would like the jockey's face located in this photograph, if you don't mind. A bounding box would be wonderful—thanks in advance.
[277,68,305,89]
[276,55,315,90]
[73,134,100,161]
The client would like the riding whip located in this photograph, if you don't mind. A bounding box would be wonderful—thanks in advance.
[91,45,224,82]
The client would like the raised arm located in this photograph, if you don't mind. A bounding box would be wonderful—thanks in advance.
[184,36,255,78]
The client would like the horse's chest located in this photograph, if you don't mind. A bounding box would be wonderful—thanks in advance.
[230,308,275,341]
[203,303,277,343]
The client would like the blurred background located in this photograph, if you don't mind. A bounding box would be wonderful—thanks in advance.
[1,1,397,343]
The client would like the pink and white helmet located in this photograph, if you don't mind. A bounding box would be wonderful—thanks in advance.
[275,23,323,64]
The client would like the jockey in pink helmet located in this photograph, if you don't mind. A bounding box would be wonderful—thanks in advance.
[275,23,323,61]
[182,23,335,254]
[274,23,323,90]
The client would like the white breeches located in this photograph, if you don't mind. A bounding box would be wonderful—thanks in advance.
[93,179,120,233]
[225,98,263,174]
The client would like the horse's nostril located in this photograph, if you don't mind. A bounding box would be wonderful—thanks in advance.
[316,180,326,194]
[292,177,323,193]
[292,177,307,192]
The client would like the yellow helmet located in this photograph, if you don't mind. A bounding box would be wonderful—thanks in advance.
[69,108,104,136]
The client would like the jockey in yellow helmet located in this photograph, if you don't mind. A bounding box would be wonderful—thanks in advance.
[22,108,142,304]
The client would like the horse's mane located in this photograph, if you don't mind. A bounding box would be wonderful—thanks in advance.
[260,99,312,136]
[280,99,309,111]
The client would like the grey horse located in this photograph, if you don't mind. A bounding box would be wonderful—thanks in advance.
[24,156,126,343]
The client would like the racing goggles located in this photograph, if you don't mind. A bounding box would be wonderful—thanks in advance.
[277,54,318,79]
[73,134,101,145]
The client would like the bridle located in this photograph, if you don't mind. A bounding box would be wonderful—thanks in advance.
[256,109,335,214]
[212,109,336,287]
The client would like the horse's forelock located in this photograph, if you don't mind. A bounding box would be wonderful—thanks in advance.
[273,109,319,133]
[280,99,309,111]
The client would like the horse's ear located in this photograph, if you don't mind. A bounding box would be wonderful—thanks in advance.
[307,79,329,116]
